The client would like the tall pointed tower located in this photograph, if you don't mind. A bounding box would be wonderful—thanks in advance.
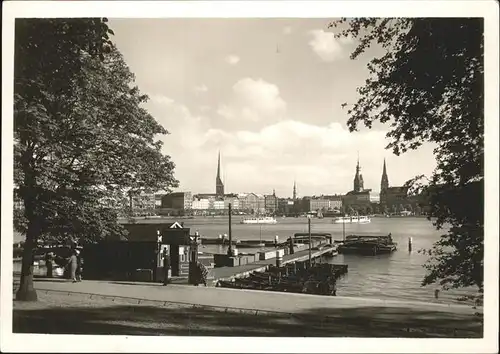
[292,181,297,200]
[353,155,362,192]
[380,158,389,193]
[215,151,224,197]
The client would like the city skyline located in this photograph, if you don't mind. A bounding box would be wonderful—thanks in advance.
[108,18,436,197]
[171,151,399,199]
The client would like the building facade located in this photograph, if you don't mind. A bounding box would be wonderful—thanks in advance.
[277,198,295,215]
[238,193,265,214]
[192,198,209,210]
[131,192,157,213]
[379,160,412,213]
[161,192,193,211]
[323,195,343,210]
[264,190,278,214]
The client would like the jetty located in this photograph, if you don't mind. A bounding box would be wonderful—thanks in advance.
[217,263,348,295]
[209,243,339,284]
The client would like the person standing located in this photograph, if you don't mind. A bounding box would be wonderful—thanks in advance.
[45,252,54,278]
[75,250,83,282]
[196,261,209,286]
[162,248,171,286]
[67,249,78,283]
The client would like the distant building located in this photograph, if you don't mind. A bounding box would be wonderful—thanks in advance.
[309,198,330,211]
[213,200,225,210]
[322,195,343,210]
[342,157,373,212]
[379,160,411,212]
[224,195,240,210]
[264,190,278,214]
[277,198,295,215]
[381,186,410,210]
[161,192,193,211]
[238,193,265,214]
[131,191,156,212]
[192,198,209,210]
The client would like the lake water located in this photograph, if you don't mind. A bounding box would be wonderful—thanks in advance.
[182,215,478,305]
[13,215,478,305]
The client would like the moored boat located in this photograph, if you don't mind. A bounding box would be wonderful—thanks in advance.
[337,234,397,255]
[240,216,277,225]
[333,215,371,224]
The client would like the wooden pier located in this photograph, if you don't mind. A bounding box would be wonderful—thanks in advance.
[209,244,338,284]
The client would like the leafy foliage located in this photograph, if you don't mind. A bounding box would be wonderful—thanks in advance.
[331,18,484,291]
[14,18,178,299]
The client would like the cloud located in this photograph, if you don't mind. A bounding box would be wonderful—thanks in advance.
[144,97,435,197]
[194,84,208,93]
[217,78,287,122]
[225,54,240,65]
[283,26,292,35]
[308,29,353,62]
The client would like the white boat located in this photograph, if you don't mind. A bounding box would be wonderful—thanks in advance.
[358,215,371,224]
[240,216,277,225]
[333,215,371,224]
[333,216,352,224]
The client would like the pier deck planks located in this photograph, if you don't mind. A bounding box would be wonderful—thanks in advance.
[209,246,337,283]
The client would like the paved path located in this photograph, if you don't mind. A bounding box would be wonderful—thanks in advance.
[19,278,479,316]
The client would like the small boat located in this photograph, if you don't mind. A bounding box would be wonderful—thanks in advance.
[240,216,278,225]
[358,215,371,224]
[333,216,352,224]
[333,215,371,224]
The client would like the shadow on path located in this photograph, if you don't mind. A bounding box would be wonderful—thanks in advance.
[13,301,483,338]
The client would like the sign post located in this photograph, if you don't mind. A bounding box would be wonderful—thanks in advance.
[188,231,200,285]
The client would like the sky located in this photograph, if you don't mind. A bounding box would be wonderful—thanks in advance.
[108,18,437,198]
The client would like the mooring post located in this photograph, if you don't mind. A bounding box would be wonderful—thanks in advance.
[408,237,413,252]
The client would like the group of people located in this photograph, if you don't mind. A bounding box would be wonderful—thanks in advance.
[45,248,83,283]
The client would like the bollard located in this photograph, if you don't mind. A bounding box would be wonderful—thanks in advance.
[434,289,440,299]
[275,235,279,248]
[276,250,283,267]
[408,237,413,252]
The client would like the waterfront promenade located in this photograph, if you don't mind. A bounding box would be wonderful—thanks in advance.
[12,277,483,337]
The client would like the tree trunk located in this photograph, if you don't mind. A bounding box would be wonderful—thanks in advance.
[16,236,37,301]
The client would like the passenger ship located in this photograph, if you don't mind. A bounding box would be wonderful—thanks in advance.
[240,216,278,225]
[333,215,371,224]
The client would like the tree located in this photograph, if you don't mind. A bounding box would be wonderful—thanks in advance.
[14,19,178,301]
[331,18,483,294]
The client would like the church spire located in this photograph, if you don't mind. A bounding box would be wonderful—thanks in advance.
[217,151,221,180]
[292,180,297,200]
[381,158,389,193]
[215,151,224,197]
[353,153,362,192]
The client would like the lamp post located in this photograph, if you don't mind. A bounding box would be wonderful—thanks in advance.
[156,229,162,281]
[227,203,233,256]
[307,215,312,268]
